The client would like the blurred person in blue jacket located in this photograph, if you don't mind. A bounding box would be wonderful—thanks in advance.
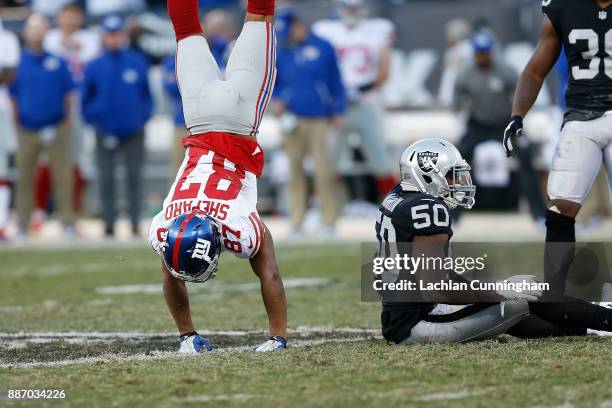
[272,8,346,238]
[10,13,77,238]
[199,0,239,9]
[82,15,153,237]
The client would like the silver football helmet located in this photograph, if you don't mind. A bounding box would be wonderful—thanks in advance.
[399,138,476,209]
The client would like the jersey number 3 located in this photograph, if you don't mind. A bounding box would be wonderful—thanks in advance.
[569,29,612,80]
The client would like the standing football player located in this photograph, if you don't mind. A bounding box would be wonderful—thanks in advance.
[503,0,612,294]
[313,0,397,200]
[148,0,287,353]
[377,139,612,344]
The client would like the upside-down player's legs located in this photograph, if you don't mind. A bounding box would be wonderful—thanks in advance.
[179,20,276,136]
[225,21,276,136]
[176,35,222,131]
[169,0,276,136]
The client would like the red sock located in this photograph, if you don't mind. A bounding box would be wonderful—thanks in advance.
[35,165,51,210]
[168,0,202,41]
[247,0,275,16]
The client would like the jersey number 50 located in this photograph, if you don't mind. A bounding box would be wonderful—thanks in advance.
[569,29,612,80]
[411,204,450,230]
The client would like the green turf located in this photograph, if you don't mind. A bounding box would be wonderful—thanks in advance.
[0,243,611,407]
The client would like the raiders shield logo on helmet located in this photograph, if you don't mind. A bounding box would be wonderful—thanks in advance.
[417,151,439,173]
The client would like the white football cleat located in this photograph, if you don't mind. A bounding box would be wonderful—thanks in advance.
[178,334,213,353]
[252,336,287,352]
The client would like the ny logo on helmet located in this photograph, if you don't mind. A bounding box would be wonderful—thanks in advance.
[192,238,212,261]
[417,151,439,173]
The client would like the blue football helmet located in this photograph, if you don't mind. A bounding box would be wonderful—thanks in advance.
[162,211,222,283]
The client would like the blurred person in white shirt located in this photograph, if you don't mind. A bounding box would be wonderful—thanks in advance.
[86,0,145,18]
[313,0,396,201]
[438,18,472,108]
[31,0,74,18]
[43,3,100,221]
[45,3,101,81]
[0,18,20,241]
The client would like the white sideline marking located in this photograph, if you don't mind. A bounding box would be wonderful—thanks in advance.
[0,327,379,340]
[0,337,376,368]
[0,306,24,312]
[415,389,489,402]
[95,277,334,295]
[179,394,257,403]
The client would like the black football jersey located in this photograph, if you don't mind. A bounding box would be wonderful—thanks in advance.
[543,0,612,119]
[375,186,453,246]
[375,186,453,343]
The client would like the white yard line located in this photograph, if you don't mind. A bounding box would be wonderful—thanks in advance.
[414,389,490,402]
[178,394,258,403]
[0,327,379,340]
[95,277,334,295]
[0,336,377,369]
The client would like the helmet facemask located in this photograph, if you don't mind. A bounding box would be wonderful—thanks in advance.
[408,156,476,210]
[443,161,476,209]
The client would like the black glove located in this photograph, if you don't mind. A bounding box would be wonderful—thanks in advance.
[503,115,524,158]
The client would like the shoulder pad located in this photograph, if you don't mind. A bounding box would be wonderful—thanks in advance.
[541,0,560,18]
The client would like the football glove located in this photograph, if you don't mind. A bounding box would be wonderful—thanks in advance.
[503,115,524,158]
[496,274,542,302]
[252,336,287,352]
[178,333,213,353]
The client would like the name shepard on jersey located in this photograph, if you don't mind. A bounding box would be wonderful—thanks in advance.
[374,279,549,293]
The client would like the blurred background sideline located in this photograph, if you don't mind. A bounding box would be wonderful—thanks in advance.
[0,0,610,245]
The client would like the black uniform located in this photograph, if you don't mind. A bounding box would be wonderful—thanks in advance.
[543,0,612,121]
[375,185,453,343]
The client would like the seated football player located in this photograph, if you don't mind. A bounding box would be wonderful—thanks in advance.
[376,138,612,344]
[148,0,287,353]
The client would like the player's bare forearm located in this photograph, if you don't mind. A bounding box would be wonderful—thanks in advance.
[162,262,196,335]
[250,226,287,338]
[512,69,546,118]
[512,17,561,117]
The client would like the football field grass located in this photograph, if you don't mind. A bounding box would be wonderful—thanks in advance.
[0,243,611,407]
